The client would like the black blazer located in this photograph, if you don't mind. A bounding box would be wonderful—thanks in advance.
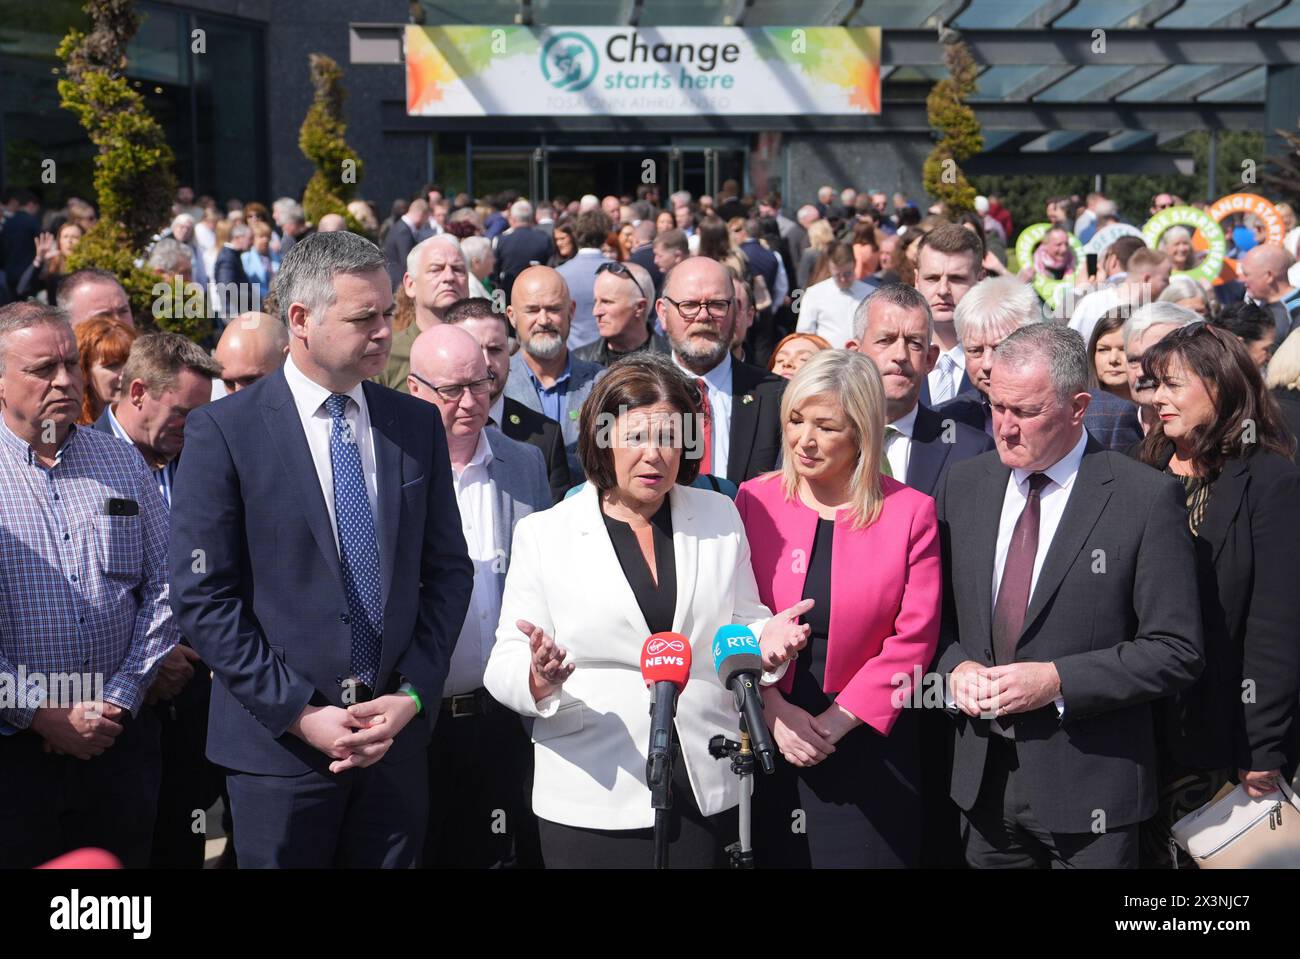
[935,387,988,435]
[727,360,786,484]
[1139,447,1300,774]
[383,220,419,291]
[935,438,1204,833]
[497,396,571,504]
[904,403,994,497]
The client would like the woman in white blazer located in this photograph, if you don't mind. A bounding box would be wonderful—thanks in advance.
[485,353,811,868]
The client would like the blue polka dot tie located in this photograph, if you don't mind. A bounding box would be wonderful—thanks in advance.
[325,393,383,688]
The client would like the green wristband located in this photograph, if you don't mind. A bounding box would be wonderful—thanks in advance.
[399,682,423,715]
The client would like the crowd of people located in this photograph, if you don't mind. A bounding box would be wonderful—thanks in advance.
[0,172,1298,870]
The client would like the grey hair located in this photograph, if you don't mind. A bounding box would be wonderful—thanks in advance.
[147,237,193,274]
[509,199,534,223]
[460,235,492,267]
[1121,301,1200,353]
[0,301,72,374]
[953,276,1041,345]
[406,233,463,280]
[1157,275,1207,304]
[852,283,934,344]
[230,223,252,241]
[622,261,655,310]
[1160,226,1192,247]
[274,230,387,326]
[992,323,1089,403]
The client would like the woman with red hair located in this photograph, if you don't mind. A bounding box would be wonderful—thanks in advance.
[75,317,138,425]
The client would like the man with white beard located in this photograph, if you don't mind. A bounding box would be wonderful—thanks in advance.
[503,266,604,480]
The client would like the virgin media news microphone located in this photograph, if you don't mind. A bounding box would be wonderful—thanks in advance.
[641,632,692,791]
[712,624,776,774]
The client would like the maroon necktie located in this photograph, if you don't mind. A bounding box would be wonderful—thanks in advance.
[992,472,1051,666]
[695,378,714,476]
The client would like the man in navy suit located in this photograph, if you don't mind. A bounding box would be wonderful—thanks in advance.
[847,284,994,496]
[847,282,993,868]
[384,198,430,291]
[916,225,984,408]
[168,231,473,868]
[492,200,554,306]
[213,224,253,324]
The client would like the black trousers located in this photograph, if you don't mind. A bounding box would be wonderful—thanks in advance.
[149,670,224,868]
[538,760,738,869]
[423,694,539,868]
[962,735,1138,869]
[0,706,161,869]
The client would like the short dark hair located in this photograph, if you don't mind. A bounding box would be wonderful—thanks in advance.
[57,268,125,308]
[444,296,502,327]
[573,210,612,249]
[654,228,689,257]
[1212,302,1276,347]
[1106,235,1147,270]
[917,223,984,267]
[577,353,703,492]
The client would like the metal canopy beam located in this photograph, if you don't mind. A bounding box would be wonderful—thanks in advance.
[1008,64,1079,100]
[377,99,1262,133]
[881,29,1300,66]
[1081,65,1168,101]
[965,152,1195,175]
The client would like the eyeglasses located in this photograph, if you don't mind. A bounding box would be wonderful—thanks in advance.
[409,369,496,401]
[662,296,733,319]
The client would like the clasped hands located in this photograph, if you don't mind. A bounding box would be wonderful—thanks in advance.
[949,660,1061,719]
[291,694,419,774]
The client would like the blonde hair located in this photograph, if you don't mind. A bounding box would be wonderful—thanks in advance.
[1265,327,1300,392]
[771,349,886,530]
[807,219,835,252]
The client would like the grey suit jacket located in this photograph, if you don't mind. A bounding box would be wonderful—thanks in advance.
[934,438,1204,833]
[503,351,604,482]
[482,426,552,596]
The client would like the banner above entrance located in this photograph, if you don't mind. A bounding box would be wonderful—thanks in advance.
[405,25,881,117]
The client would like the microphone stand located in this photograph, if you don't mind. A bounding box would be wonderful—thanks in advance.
[710,720,756,869]
[647,699,677,870]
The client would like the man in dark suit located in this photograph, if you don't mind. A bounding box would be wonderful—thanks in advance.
[847,283,992,867]
[1,189,41,295]
[93,332,223,868]
[935,323,1203,868]
[493,200,554,307]
[168,232,474,868]
[660,256,784,483]
[213,224,252,323]
[626,219,663,295]
[383,198,429,291]
[847,283,994,497]
[916,226,985,408]
[445,296,571,502]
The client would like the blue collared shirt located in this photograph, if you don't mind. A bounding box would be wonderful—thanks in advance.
[0,418,177,732]
[106,405,176,511]
[523,354,573,427]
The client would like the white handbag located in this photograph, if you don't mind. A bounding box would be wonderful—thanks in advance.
[1171,778,1300,868]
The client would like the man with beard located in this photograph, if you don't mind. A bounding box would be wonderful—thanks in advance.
[374,235,469,392]
[660,256,785,483]
[503,266,604,480]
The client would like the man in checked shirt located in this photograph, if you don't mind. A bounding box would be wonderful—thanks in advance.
[0,301,177,868]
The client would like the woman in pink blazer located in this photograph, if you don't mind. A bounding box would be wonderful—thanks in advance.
[736,350,942,867]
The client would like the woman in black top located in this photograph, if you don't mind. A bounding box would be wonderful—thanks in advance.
[1133,322,1300,867]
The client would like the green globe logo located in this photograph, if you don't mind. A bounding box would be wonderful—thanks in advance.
[540,32,599,92]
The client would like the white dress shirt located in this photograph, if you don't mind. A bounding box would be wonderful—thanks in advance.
[445,430,500,696]
[927,343,965,404]
[794,276,874,348]
[674,352,732,477]
[884,403,918,481]
[282,354,379,551]
[990,429,1088,725]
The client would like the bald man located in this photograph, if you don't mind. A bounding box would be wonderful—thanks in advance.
[213,311,289,396]
[316,213,348,233]
[1240,244,1300,342]
[658,255,785,482]
[375,235,469,393]
[503,265,605,479]
[407,325,550,868]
